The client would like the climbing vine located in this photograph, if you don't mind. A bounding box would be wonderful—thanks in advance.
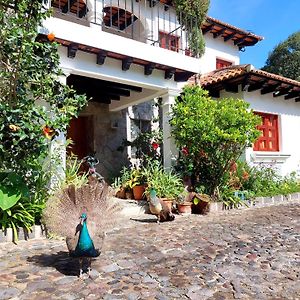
[174,0,210,57]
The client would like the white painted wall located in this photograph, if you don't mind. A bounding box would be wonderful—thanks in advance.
[58,46,182,111]
[201,33,240,74]
[244,90,300,176]
[44,3,201,74]
[220,88,300,176]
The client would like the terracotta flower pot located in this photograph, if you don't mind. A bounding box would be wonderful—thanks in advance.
[161,198,174,211]
[177,202,192,214]
[132,185,145,200]
[116,187,126,199]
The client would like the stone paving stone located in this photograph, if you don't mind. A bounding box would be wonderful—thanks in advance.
[0,203,300,299]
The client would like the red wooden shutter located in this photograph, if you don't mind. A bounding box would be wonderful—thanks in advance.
[216,58,232,69]
[253,112,279,152]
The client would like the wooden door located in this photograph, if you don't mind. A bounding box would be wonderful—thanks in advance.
[67,116,93,159]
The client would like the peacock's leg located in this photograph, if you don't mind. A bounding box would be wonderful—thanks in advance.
[87,258,92,276]
[157,214,160,224]
[79,258,83,278]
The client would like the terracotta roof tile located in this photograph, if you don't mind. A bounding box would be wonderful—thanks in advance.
[200,65,300,88]
[205,17,263,41]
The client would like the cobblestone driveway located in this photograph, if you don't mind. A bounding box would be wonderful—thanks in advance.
[0,203,299,300]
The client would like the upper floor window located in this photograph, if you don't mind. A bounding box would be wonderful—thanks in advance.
[253,112,279,152]
[159,31,179,52]
[216,58,233,69]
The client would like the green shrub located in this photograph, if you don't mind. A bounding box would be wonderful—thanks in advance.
[170,86,261,198]
[0,172,44,241]
[221,161,300,204]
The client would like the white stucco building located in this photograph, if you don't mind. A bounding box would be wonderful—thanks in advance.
[43,0,300,177]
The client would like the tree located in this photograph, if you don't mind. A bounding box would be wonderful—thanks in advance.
[0,0,87,233]
[262,31,300,81]
[169,86,261,198]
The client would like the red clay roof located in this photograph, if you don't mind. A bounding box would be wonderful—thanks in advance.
[205,17,263,41]
[199,64,300,100]
[200,64,300,87]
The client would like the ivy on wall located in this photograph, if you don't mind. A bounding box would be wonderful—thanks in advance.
[174,0,210,57]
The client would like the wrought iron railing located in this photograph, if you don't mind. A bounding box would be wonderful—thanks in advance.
[51,0,199,57]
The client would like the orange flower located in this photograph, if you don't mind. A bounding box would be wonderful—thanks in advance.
[242,171,249,181]
[47,32,55,42]
[42,125,56,140]
[229,161,237,173]
[8,124,20,132]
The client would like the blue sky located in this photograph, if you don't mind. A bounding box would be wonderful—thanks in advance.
[208,0,300,68]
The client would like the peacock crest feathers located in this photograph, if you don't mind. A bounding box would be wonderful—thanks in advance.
[43,178,121,252]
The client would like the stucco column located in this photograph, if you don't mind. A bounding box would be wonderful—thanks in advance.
[49,69,71,188]
[161,89,181,170]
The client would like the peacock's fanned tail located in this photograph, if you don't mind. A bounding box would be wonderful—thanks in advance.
[42,178,121,243]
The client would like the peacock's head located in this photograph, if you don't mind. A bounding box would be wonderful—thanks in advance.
[149,188,156,197]
[79,213,87,224]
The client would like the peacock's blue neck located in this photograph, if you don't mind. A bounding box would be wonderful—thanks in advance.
[74,219,98,257]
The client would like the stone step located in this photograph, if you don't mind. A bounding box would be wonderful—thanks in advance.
[114,198,150,217]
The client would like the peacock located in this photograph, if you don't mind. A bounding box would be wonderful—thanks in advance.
[148,188,175,223]
[43,178,121,277]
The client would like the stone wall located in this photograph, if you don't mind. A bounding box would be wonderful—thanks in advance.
[82,102,129,181]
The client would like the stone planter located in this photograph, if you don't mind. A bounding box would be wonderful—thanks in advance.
[177,202,192,214]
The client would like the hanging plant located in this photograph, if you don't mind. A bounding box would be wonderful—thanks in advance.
[173,0,210,57]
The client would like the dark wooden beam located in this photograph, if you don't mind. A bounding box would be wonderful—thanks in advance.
[101,94,120,101]
[208,89,220,98]
[96,50,107,65]
[174,71,195,82]
[92,96,111,104]
[273,87,292,97]
[261,83,281,95]
[225,83,239,93]
[284,90,299,100]
[202,24,214,35]
[247,80,267,92]
[122,57,133,71]
[224,32,236,42]
[68,74,142,93]
[234,36,247,46]
[213,28,226,39]
[241,75,251,91]
[144,62,156,76]
[165,68,176,80]
[67,43,78,58]
[62,0,76,13]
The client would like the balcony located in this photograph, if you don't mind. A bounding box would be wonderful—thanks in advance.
[50,0,199,56]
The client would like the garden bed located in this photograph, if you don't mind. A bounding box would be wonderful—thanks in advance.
[0,225,45,243]
[209,192,300,213]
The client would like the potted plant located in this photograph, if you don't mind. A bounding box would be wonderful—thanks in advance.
[119,168,146,200]
[112,167,133,199]
[144,160,184,210]
[129,169,146,200]
[176,190,192,214]
[191,192,211,214]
